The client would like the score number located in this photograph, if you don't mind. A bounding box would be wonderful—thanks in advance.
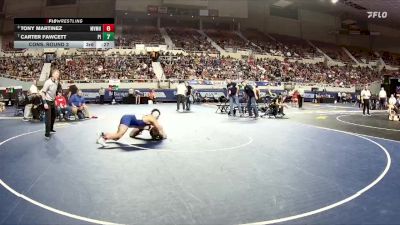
[103,24,114,32]
[102,24,115,41]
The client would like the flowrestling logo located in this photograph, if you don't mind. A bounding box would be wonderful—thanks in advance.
[367,11,388,19]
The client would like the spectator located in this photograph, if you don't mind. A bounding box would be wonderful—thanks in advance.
[389,94,397,106]
[186,82,193,111]
[379,87,387,110]
[99,87,105,104]
[148,89,156,104]
[23,83,39,121]
[135,90,142,104]
[227,79,243,117]
[243,80,259,118]
[55,92,71,121]
[298,88,304,108]
[176,80,187,111]
[69,90,90,119]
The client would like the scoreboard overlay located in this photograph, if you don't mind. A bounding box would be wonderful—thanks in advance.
[14,18,115,49]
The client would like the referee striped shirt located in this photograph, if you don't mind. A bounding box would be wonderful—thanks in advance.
[41,78,58,101]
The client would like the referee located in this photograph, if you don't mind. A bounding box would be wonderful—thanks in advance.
[361,85,371,116]
[41,69,60,139]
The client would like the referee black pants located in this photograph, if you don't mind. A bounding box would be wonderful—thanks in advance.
[363,99,370,115]
[185,96,191,111]
[45,101,56,136]
[379,98,386,110]
[298,96,303,108]
[177,94,185,110]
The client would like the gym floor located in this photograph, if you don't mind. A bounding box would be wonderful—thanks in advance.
[0,103,399,225]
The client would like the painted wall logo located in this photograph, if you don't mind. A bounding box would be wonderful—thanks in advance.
[367,11,388,19]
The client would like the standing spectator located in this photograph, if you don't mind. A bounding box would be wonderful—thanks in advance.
[40,69,59,139]
[361,86,371,116]
[99,87,105,104]
[186,82,193,111]
[298,88,304,108]
[378,87,387,110]
[227,79,243,117]
[176,80,187,111]
[135,90,142,105]
[243,80,259,118]
[55,92,71,121]
[128,88,134,104]
[355,93,362,108]
[255,85,261,103]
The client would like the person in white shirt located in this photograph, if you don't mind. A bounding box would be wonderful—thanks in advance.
[378,87,387,110]
[388,94,397,106]
[388,94,399,121]
[41,69,60,139]
[23,83,39,120]
[176,80,187,111]
[341,92,347,104]
[360,86,371,116]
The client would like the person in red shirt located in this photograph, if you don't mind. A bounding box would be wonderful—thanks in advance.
[55,92,71,121]
[148,90,156,104]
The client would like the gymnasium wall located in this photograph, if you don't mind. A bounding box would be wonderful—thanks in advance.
[240,1,400,52]
[243,2,339,40]
[207,0,248,18]
[337,35,371,49]
[299,9,338,44]
[368,24,400,38]
[2,0,42,33]
[116,0,162,13]
[1,0,114,33]
[116,0,248,18]
[162,0,208,7]
[372,36,400,53]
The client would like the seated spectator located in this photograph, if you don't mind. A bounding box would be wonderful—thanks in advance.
[148,89,156,104]
[23,83,41,121]
[388,94,399,121]
[55,92,71,121]
[0,102,5,112]
[31,94,43,121]
[69,90,90,119]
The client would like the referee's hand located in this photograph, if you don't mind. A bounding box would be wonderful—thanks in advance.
[44,103,49,109]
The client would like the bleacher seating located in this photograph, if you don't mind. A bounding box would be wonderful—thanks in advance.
[312,41,353,63]
[166,28,217,53]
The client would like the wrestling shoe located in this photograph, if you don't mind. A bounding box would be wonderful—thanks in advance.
[96,132,108,147]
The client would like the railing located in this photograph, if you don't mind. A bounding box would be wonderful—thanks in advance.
[0,74,34,82]
[61,79,163,84]
[1,49,27,54]
[0,72,357,89]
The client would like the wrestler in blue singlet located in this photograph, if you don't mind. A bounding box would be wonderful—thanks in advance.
[119,115,148,128]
